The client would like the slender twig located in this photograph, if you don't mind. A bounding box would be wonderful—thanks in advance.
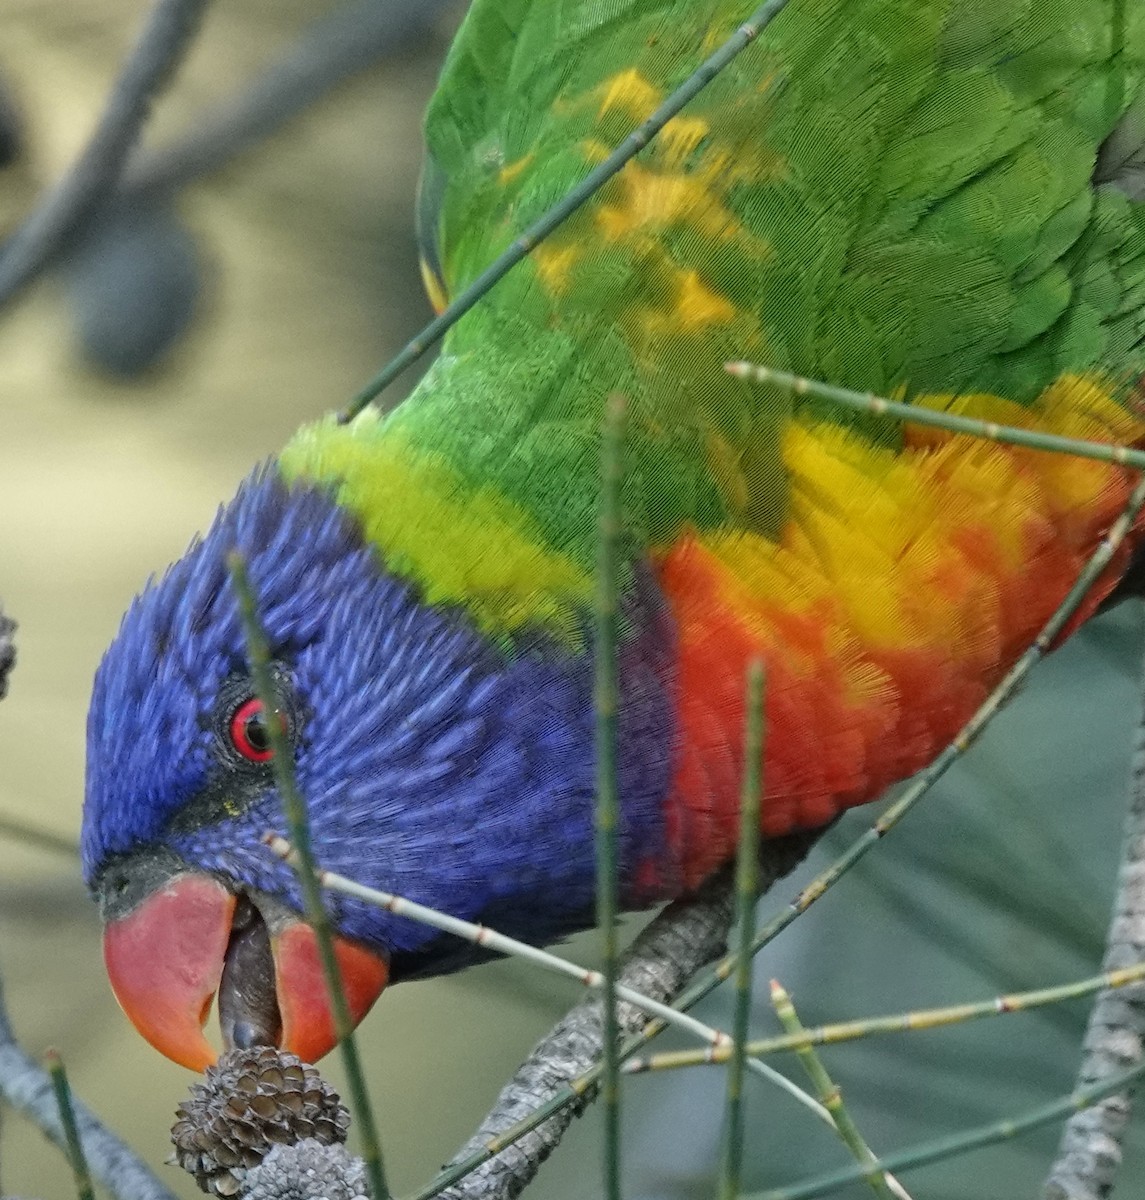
[122,0,450,204]
[263,833,722,1036]
[725,362,1145,472]
[45,1051,96,1200]
[1042,636,1145,1199]
[626,960,1145,1075]
[264,834,827,1122]
[402,474,1145,1192]
[411,831,824,1200]
[719,662,765,1200]
[228,552,389,1200]
[338,0,794,421]
[770,983,907,1200]
[750,1061,1145,1200]
[0,0,210,307]
[595,393,625,1200]
[0,979,174,1200]
[425,874,740,1200]
[722,474,1145,973]
[0,617,169,1200]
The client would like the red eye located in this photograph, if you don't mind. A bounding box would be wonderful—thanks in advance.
[228,697,280,763]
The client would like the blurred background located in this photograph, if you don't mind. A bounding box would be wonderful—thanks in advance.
[0,3,1142,1197]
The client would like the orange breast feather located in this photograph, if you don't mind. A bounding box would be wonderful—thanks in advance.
[657,375,1145,889]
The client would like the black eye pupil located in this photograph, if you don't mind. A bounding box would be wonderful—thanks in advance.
[244,713,270,752]
[226,691,287,763]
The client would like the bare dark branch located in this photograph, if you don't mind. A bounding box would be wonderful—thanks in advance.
[0,954,175,1197]
[0,0,210,307]
[123,0,452,204]
[433,831,822,1200]
[1042,633,1145,1200]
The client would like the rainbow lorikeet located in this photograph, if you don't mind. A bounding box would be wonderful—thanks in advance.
[83,0,1145,1071]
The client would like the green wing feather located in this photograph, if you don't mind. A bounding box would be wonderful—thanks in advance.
[284,0,1145,640]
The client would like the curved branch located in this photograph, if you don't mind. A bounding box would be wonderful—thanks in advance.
[431,831,823,1200]
[0,0,210,307]
[1041,631,1145,1200]
[122,0,451,204]
[0,603,172,1199]
[0,977,176,1200]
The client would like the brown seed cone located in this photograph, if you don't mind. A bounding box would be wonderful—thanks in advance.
[171,1046,351,1197]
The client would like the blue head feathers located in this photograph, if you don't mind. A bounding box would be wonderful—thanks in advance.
[83,469,675,972]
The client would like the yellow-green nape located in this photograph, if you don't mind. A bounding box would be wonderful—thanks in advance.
[278,414,594,646]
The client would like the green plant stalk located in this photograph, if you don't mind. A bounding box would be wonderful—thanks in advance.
[339,0,793,423]
[265,832,830,1125]
[624,469,1145,1043]
[770,982,902,1200]
[595,394,625,1200]
[624,957,1145,1074]
[718,662,765,1200]
[725,362,1145,472]
[228,552,390,1200]
[749,1060,1145,1200]
[741,486,1145,948]
[45,1050,95,1200]
[411,474,1145,1200]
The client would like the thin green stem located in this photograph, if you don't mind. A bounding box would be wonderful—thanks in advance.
[725,362,1145,472]
[624,958,1145,1074]
[596,393,625,1200]
[228,552,390,1200]
[45,1050,95,1200]
[265,832,830,1126]
[623,472,1145,1048]
[770,983,905,1200]
[719,661,765,1200]
[749,1060,1145,1200]
[751,488,1144,945]
[409,475,1145,1200]
[339,0,793,422]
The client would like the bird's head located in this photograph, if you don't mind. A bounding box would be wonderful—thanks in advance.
[82,467,523,1070]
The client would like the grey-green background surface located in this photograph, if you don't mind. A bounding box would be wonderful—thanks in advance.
[1,4,1143,1197]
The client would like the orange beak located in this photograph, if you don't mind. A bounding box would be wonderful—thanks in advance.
[102,872,388,1071]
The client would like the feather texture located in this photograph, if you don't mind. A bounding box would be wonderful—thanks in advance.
[82,0,1145,1022]
[283,0,1145,846]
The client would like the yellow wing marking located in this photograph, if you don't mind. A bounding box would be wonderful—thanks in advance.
[597,67,662,122]
[419,259,449,315]
[637,266,737,334]
[498,154,534,185]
